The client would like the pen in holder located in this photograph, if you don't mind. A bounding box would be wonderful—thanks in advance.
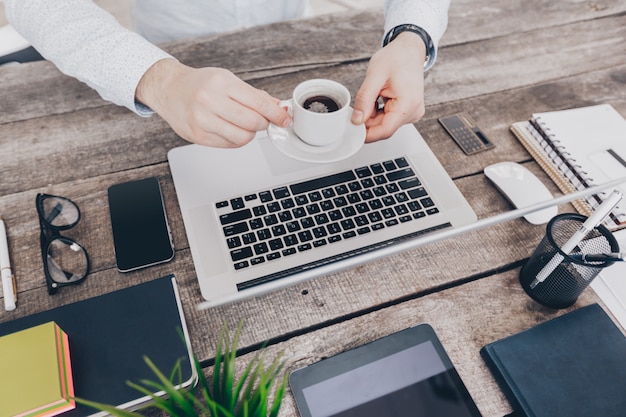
[520,212,620,309]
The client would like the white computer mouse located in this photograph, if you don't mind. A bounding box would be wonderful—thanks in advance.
[484,161,557,225]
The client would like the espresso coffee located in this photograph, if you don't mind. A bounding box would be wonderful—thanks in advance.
[302,95,340,113]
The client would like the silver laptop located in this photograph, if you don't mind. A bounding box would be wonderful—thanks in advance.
[168,124,477,308]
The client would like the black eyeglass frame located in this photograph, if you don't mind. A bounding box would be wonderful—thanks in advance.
[36,193,91,295]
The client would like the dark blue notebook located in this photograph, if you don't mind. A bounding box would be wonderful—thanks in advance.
[0,275,196,416]
[480,304,626,417]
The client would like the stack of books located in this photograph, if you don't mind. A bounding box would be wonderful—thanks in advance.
[0,321,75,417]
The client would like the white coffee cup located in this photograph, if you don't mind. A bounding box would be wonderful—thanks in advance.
[280,79,351,147]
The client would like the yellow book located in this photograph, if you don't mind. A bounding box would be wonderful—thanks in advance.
[0,322,75,417]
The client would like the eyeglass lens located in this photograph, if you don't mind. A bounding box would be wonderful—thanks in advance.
[41,196,80,227]
[47,236,89,284]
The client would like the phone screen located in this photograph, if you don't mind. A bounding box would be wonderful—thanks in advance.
[107,177,175,272]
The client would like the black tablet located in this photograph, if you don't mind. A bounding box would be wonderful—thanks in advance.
[289,324,482,417]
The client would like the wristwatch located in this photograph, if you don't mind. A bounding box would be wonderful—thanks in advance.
[382,24,434,67]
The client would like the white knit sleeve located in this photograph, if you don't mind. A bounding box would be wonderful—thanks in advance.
[5,0,173,116]
[384,0,450,69]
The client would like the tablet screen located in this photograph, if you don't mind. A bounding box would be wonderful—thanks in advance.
[289,324,482,417]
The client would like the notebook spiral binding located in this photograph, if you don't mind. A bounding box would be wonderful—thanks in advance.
[510,118,626,230]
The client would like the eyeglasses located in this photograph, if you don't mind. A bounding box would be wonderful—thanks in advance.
[37,194,90,295]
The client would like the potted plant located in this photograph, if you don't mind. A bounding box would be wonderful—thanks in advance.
[77,323,287,417]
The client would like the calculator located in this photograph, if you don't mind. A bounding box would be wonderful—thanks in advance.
[439,112,495,155]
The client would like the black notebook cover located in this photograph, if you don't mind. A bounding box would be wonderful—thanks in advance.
[0,275,196,416]
[480,304,626,417]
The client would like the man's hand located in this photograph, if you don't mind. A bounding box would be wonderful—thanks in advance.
[136,59,291,147]
[351,33,427,142]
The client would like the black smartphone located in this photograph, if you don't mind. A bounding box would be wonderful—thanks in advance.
[107,177,175,272]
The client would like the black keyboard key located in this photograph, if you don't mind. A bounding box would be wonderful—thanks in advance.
[286,221,301,233]
[283,247,297,256]
[227,236,242,249]
[259,191,273,202]
[408,201,422,211]
[230,197,245,210]
[335,184,349,195]
[357,227,371,235]
[408,187,428,199]
[269,238,284,251]
[385,183,399,193]
[306,203,321,215]
[313,239,327,248]
[341,206,357,217]
[264,214,279,226]
[220,209,252,225]
[427,207,440,215]
[281,198,295,209]
[321,200,334,211]
[395,204,409,216]
[313,226,328,238]
[267,202,281,213]
[368,211,383,223]
[361,178,375,188]
[395,192,409,202]
[382,196,396,206]
[413,211,426,219]
[348,181,362,191]
[327,223,342,234]
[234,261,249,270]
[223,222,249,236]
[292,207,307,218]
[399,177,421,190]
[309,191,322,202]
[355,215,369,227]
[329,210,343,221]
[328,235,342,243]
[231,247,253,261]
[343,231,357,239]
[400,215,412,223]
[216,200,229,208]
[374,175,387,185]
[253,206,267,216]
[373,187,386,197]
[372,223,385,231]
[291,171,357,194]
[382,208,395,219]
[421,197,435,208]
[333,196,348,207]
[245,194,257,201]
[257,229,272,240]
[395,157,409,167]
[387,168,415,181]
[267,252,281,261]
[347,193,361,204]
[371,163,384,174]
[341,219,356,230]
[301,217,315,228]
[271,224,287,236]
[385,219,399,227]
[369,199,383,210]
[250,218,264,229]
[314,213,330,224]
[298,243,312,252]
[251,257,265,266]
[360,190,374,200]
[356,203,370,213]
[295,195,309,205]
[242,232,257,244]
[298,230,313,242]
[273,187,290,199]
[279,211,293,222]
[383,160,397,171]
[355,166,372,178]
[322,188,336,199]
[253,242,269,255]
[284,235,298,246]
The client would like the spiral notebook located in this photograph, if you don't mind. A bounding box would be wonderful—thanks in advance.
[510,104,626,230]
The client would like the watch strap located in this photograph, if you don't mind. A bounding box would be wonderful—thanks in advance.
[382,24,434,68]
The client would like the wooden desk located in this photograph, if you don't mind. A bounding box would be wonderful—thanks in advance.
[1,1,625,416]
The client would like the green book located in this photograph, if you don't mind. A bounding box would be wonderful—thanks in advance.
[0,321,75,417]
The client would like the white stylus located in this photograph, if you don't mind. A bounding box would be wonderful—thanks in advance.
[530,189,623,289]
[1,218,16,311]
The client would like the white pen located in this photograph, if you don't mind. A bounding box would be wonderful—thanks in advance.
[0,218,17,311]
[530,189,624,289]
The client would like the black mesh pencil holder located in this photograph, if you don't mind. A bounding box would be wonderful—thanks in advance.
[520,213,619,309]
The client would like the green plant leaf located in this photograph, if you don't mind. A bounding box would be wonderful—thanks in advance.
[74,398,143,417]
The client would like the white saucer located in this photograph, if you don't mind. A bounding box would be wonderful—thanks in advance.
[267,110,366,164]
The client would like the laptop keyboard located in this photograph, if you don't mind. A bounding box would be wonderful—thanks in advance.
[216,157,441,274]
